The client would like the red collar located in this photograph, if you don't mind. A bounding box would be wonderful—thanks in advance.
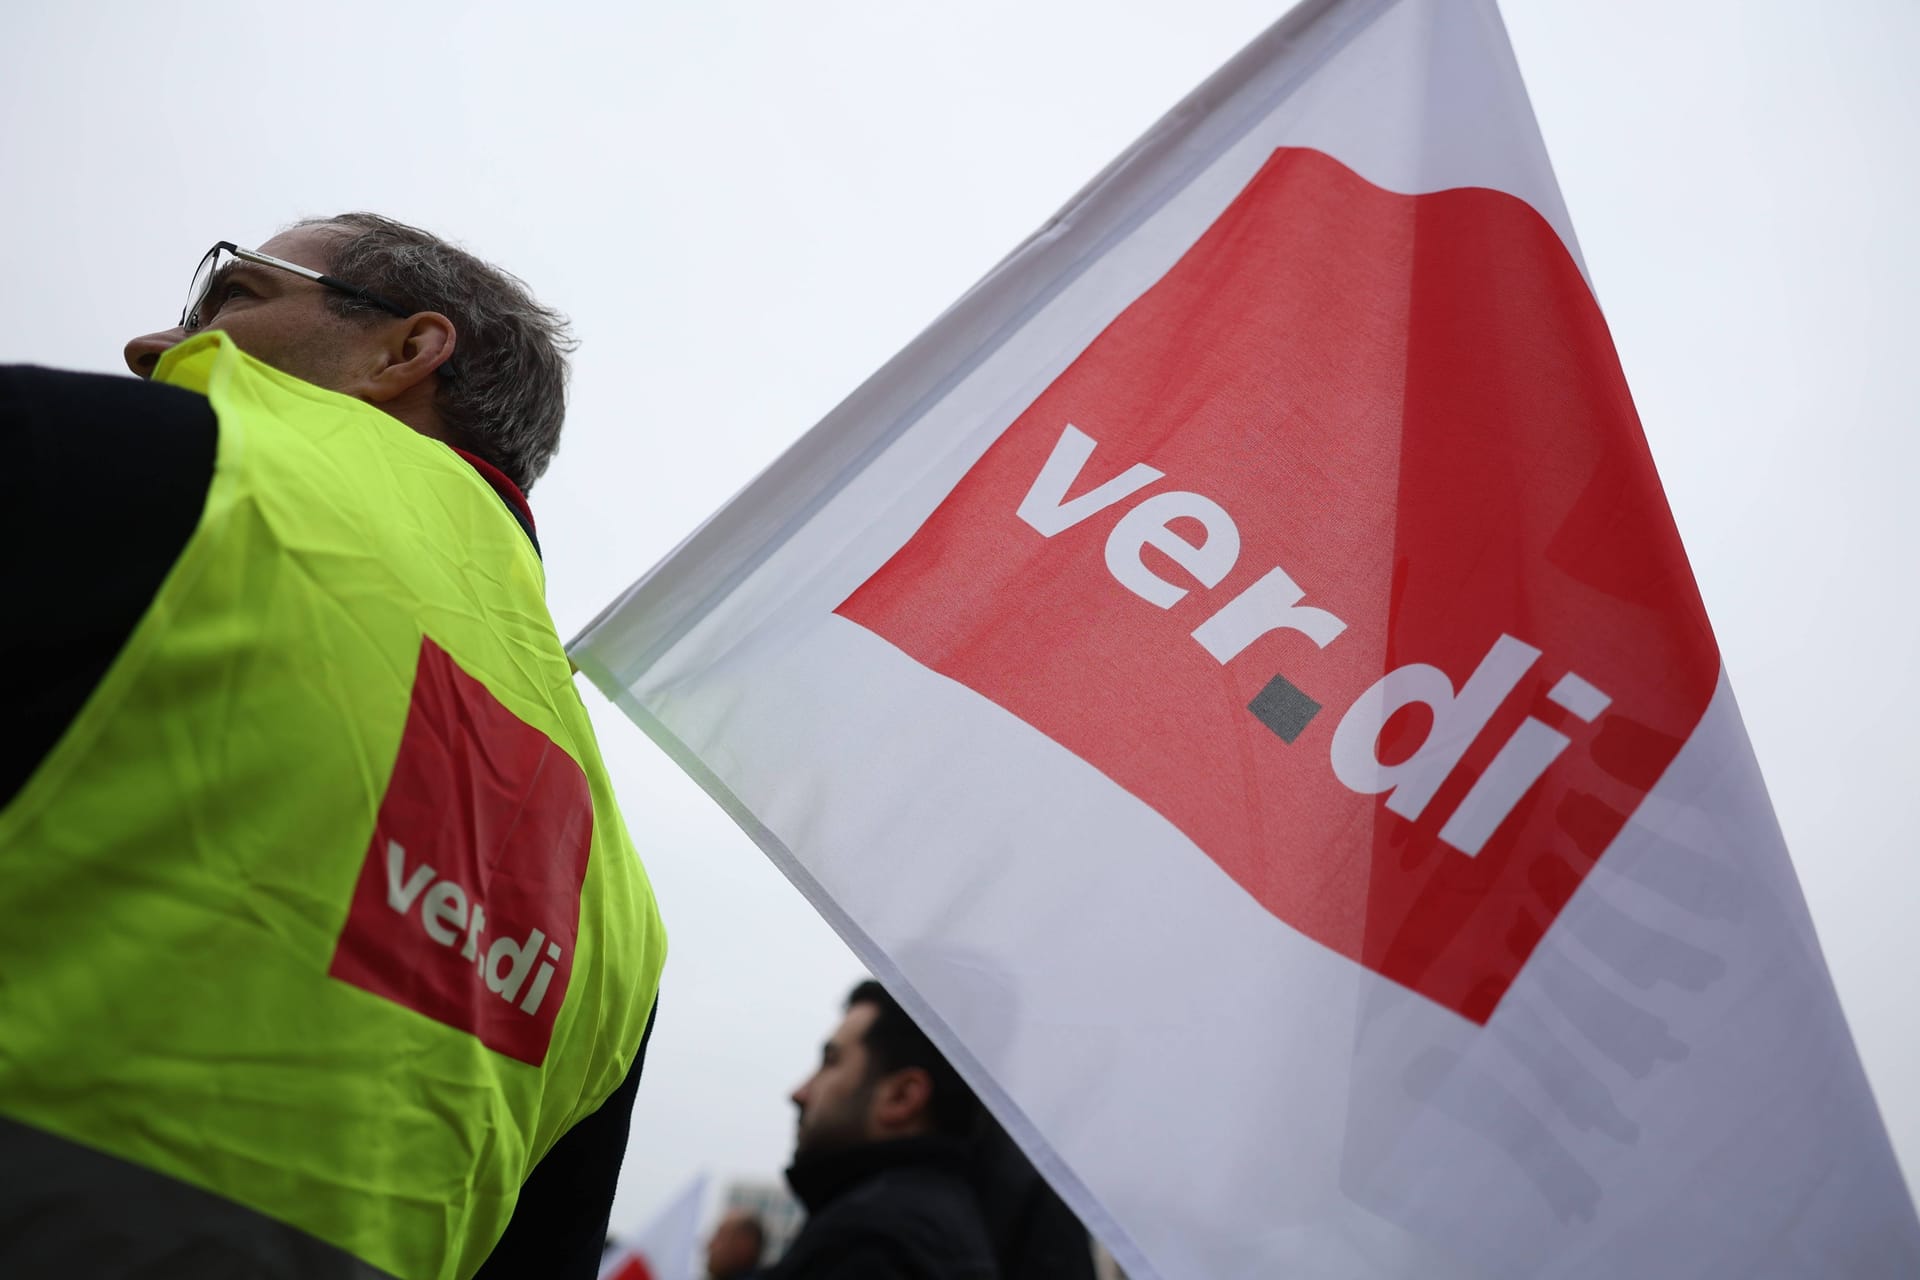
[452,448,536,535]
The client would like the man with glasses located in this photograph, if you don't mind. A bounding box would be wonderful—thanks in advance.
[0,215,667,1280]
[125,219,544,493]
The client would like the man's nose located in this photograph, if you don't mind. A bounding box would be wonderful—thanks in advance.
[124,326,187,378]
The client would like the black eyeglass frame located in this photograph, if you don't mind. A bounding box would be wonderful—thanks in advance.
[181,240,415,333]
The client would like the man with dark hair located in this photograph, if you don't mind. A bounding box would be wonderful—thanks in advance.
[0,219,665,1279]
[705,1207,769,1280]
[767,981,999,1279]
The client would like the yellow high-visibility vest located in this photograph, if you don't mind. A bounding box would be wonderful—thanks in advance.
[0,333,666,1279]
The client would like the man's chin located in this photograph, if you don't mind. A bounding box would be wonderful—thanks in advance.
[791,1130,853,1164]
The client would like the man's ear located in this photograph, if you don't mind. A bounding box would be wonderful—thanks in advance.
[362,312,457,404]
[871,1067,934,1135]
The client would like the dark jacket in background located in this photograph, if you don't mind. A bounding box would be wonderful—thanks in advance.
[769,1138,999,1280]
[969,1121,1097,1280]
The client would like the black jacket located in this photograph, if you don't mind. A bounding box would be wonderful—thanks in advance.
[769,1138,1000,1280]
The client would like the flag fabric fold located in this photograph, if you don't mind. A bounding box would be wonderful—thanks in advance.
[574,1,1918,1275]
[599,1173,707,1280]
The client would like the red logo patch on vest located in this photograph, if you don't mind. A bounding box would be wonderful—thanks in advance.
[329,637,593,1065]
[837,147,1718,1023]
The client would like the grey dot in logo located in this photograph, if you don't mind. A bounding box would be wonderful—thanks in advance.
[1248,674,1321,744]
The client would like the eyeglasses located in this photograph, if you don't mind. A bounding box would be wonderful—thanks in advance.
[182,240,414,333]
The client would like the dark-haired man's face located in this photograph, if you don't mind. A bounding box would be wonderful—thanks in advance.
[122,227,380,390]
[789,1001,881,1159]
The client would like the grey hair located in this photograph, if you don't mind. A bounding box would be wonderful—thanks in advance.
[295,212,576,491]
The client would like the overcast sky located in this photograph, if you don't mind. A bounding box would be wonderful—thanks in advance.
[3,0,1913,1242]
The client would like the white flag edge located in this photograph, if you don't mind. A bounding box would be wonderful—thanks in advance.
[574,668,1167,1277]
[566,0,1584,677]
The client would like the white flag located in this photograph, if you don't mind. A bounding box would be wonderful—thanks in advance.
[574,1,1919,1275]
[599,1174,707,1280]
